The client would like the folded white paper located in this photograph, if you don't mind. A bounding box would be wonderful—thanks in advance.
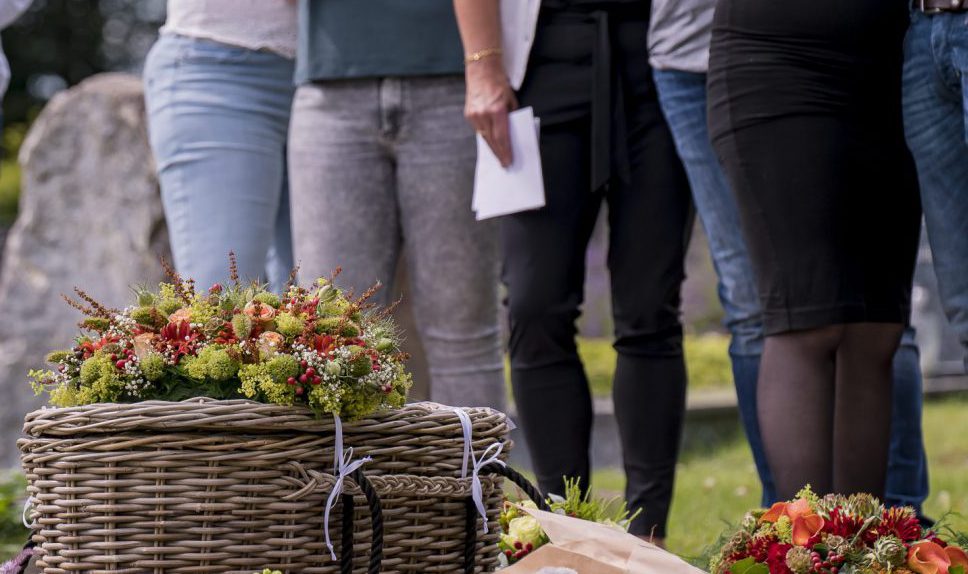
[472,106,546,220]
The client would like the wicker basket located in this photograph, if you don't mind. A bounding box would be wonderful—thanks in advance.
[18,399,512,574]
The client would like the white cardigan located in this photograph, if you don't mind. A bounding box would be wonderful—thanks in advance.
[500,0,542,90]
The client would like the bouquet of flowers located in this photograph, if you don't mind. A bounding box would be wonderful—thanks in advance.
[711,487,968,574]
[29,259,412,419]
[499,478,641,566]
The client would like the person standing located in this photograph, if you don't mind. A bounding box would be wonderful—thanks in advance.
[649,0,930,510]
[707,0,922,500]
[287,1,505,411]
[144,0,296,292]
[454,0,693,542]
[903,0,968,373]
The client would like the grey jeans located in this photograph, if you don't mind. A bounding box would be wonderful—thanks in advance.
[288,76,505,411]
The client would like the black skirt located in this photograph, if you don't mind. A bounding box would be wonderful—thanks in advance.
[706,0,921,335]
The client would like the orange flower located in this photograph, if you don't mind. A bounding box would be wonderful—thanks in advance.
[244,301,276,323]
[256,331,285,357]
[132,333,159,359]
[760,498,825,546]
[908,541,968,574]
[168,308,192,324]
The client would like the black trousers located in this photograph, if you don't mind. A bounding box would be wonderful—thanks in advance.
[502,2,693,537]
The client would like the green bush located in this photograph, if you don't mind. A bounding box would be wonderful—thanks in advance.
[0,471,28,556]
[0,160,21,225]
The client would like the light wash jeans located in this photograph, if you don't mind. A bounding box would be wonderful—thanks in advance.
[144,34,294,292]
[654,68,929,511]
[903,10,968,372]
[287,76,505,411]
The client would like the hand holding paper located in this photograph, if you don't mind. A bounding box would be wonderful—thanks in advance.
[471,106,546,221]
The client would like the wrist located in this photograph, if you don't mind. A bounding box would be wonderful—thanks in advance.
[464,46,503,65]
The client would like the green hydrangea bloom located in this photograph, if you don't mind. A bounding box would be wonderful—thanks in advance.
[308,382,342,415]
[139,353,167,381]
[774,516,793,543]
[252,291,281,308]
[157,298,182,317]
[185,346,241,381]
[275,312,305,338]
[339,385,382,420]
[315,317,342,335]
[76,353,124,403]
[238,355,301,405]
[346,346,372,377]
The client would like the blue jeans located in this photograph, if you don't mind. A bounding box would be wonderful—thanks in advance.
[654,69,929,510]
[903,11,968,372]
[144,34,294,292]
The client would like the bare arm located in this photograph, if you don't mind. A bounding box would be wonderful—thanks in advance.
[453,0,517,167]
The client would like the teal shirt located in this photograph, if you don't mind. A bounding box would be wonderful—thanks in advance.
[296,0,466,83]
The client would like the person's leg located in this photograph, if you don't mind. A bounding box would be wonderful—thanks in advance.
[394,76,505,411]
[653,68,775,506]
[832,323,903,498]
[286,80,400,303]
[502,111,601,499]
[607,33,693,538]
[885,328,929,511]
[758,326,842,498]
[143,35,295,291]
[904,11,968,369]
[264,168,294,291]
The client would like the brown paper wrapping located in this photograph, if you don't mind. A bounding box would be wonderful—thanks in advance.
[502,506,708,574]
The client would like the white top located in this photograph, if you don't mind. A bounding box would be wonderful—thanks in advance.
[500,0,541,90]
[0,0,34,99]
[162,0,298,60]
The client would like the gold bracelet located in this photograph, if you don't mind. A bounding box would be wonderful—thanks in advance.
[464,47,503,64]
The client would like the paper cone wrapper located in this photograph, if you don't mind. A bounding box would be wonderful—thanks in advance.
[502,506,708,574]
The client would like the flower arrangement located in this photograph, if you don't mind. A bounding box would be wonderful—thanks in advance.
[29,259,412,419]
[498,478,641,566]
[710,487,967,574]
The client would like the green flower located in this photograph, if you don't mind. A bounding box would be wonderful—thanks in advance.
[186,346,240,381]
[275,312,305,338]
[252,291,281,308]
[871,535,906,568]
[346,346,371,377]
[80,317,112,331]
[130,306,165,328]
[231,314,253,340]
[139,353,167,381]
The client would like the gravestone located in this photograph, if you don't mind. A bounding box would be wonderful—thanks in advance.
[0,73,170,466]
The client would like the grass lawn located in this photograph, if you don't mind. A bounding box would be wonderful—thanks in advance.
[588,394,968,563]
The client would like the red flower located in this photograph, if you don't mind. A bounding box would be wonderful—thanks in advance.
[876,507,923,542]
[823,507,866,539]
[766,543,794,574]
[730,535,778,564]
[159,320,200,363]
[311,334,336,355]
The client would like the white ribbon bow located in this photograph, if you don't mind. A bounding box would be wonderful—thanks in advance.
[449,406,506,534]
[323,414,372,561]
[21,496,34,529]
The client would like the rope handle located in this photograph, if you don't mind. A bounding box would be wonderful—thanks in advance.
[5,539,35,574]
[341,467,383,574]
[463,462,550,573]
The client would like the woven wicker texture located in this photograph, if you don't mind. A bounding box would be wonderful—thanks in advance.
[19,400,510,573]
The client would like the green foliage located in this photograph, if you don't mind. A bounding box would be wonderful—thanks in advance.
[0,472,28,555]
[130,306,164,328]
[231,314,253,340]
[730,557,769,574]
[577,334,733,397]
[0,161,21,225]
[139,353,166,381]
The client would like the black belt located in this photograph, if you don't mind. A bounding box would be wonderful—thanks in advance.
[916,0,968,13]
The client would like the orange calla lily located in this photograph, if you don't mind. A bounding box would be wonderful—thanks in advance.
[908,541,961,574]
[946,546,968,572]
[791,513,825,546]
[759,498,824,546]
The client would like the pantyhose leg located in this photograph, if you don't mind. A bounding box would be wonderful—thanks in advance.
[833,323,903,498]
[757,325,843,499]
